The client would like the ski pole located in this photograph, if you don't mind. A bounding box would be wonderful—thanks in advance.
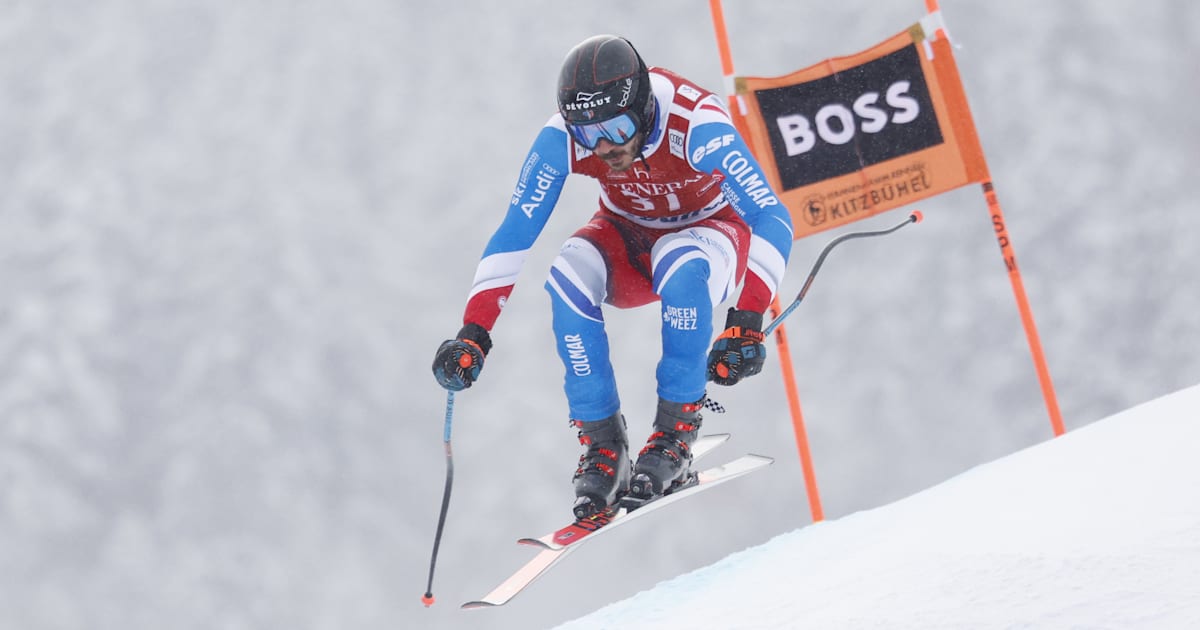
[422,390,457,607]
[764,211,922,337]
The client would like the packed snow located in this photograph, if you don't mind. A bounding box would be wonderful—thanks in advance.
[554,384,1200,629]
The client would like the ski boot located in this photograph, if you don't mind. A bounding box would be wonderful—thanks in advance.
[626,396,705,506]
[571,411,632,520]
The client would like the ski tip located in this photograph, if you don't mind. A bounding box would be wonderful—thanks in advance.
[461,600,498,610]
[517,537,553,549]
[421,593,435,607]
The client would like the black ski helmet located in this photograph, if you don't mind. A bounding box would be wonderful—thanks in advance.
[557,35,657,143]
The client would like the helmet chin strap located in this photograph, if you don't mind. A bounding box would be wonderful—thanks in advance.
[633,97,661,171]
[636,145,651,171]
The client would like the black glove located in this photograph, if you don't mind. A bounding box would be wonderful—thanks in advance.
[432,323,493,391]
[707,308,766,386]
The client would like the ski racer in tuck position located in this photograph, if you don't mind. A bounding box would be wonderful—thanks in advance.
[432,35,795,519]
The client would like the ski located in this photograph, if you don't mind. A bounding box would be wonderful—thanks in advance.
[460,449,772,609]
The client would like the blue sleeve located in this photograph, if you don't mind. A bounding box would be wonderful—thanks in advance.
[689,121,794,295]
[481,124,571,257]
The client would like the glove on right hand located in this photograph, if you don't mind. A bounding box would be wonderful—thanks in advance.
[432,323,492,391]
[706,308,766,386]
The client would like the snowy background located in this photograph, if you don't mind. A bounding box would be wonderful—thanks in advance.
[558,383,1200,629]
[1,1,1196,629]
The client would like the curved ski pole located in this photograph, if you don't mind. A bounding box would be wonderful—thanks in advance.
[422,390,457,607]
[764,211,922,337]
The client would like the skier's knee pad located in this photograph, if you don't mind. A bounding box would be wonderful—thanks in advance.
[651,228,736,306]
[545,237,607,322]
[655,256,711,305]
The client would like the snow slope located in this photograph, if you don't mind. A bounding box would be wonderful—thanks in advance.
[554,384,1200,629]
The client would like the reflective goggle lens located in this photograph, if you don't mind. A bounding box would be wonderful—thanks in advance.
[567,113,639,150]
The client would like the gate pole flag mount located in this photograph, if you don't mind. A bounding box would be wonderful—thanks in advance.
[732,3,1065,437]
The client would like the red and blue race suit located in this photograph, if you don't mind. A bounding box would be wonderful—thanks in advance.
[461,68,794,420]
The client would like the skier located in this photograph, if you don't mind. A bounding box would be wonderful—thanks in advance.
[432,35,794,519]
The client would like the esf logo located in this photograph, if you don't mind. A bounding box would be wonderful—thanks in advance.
[775,81,920,156]
[690,133,735,163]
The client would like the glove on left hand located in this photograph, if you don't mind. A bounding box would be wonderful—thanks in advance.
[432,323,492,391]
[706,308,767,386]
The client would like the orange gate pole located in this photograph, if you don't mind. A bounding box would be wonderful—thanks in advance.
[709,0,825,522]
[982,182,1066,436]
[926,0,1066,436]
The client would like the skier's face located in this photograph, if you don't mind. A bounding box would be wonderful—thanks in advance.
[594,133,642,172]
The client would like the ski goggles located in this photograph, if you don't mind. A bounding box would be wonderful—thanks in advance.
[566,112,640,150]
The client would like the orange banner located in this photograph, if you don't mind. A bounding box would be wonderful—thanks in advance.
[737,21,988,239]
